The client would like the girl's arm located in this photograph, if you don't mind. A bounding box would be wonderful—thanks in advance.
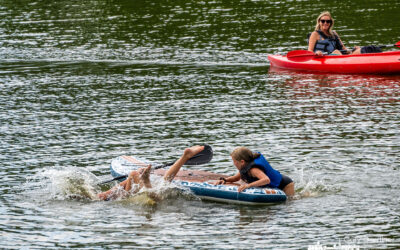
[215,172,241,185]
[225,172,241,183]
[238,168,270,192]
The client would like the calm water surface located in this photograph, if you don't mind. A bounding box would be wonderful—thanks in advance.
[1,0,400,249]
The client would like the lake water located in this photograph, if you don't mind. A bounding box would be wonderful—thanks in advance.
[1,0,400,249]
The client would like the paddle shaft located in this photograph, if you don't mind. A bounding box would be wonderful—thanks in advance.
[287,41,400,59]
[339,44,398,54]
[330,41,400,54]
[101,161,175,183]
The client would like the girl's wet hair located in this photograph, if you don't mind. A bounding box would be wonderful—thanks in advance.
[230,147,260,163]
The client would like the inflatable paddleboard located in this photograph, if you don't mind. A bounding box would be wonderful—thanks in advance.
[110,156,287,205]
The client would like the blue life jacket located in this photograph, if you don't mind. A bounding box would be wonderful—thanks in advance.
[239,153,282,188]
[309,30,343,54]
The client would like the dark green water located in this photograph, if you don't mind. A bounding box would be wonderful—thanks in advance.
[1,0,400,248]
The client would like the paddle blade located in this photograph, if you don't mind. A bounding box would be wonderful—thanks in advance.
[185,144,213,165]
[153,144,213,169]
[287,50,315,58]
[395,41,400,48]
[286,50,317,62]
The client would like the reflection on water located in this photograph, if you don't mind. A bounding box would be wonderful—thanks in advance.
[269,67,400,100]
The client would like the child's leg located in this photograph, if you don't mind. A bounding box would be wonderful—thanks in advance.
[124,170,141,191]
[139,164,152,189]
[97,168,145,200]
[283,182,295,196]
[164,145,204,181]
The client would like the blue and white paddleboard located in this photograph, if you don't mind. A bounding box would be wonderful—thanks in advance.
[110,156,287,205]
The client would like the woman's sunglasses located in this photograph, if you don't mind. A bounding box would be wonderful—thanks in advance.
[320,19,332,24]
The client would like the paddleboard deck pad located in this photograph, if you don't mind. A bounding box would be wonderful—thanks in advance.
[110,155,287,205]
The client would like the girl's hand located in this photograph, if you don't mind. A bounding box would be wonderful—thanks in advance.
[315,51,323,56]
[238,184,250,192]
[214,178,226,185]
[213,180,223,185]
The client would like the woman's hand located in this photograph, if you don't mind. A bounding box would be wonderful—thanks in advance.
[238,184,250,192]
[315,50,323,56]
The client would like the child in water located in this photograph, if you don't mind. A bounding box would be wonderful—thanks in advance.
[97,145,205,200]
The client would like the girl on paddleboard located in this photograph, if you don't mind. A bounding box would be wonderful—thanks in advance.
[215,147,295,196]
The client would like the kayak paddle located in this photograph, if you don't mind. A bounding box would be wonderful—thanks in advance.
[378,41,400,49]
[340,41,400,53]
[98,144,213,184]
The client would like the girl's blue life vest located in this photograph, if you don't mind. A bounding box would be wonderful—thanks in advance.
[239,153,282,188]
[308,30,344,54]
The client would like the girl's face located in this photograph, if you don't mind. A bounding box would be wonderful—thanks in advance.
[319,15,332,31]
[231,156,246,170]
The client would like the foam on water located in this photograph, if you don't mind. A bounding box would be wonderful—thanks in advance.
[116,180,200,207]
[23,167,101,201]
[292,167,342,200]
[23,167,198,206]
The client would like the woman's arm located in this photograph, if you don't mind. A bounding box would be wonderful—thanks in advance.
[308,32,324,56]
[333,31,348,51]
[308,31,319,52]
[238,168,270,192]
[335,31,361,55]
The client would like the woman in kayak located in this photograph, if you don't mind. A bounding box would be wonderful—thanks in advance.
[308,11,361,56]
[214,147,294,196]
[97,145,205,200]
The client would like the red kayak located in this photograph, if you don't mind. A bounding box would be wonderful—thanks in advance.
[268,50,400,74]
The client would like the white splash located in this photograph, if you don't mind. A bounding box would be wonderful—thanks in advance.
[24,167,101,201]
[292,166,342,200]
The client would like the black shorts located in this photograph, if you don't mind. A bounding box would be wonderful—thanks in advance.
[278,174,293,190]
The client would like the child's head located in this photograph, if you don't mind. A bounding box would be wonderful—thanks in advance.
[230,147,254,163]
